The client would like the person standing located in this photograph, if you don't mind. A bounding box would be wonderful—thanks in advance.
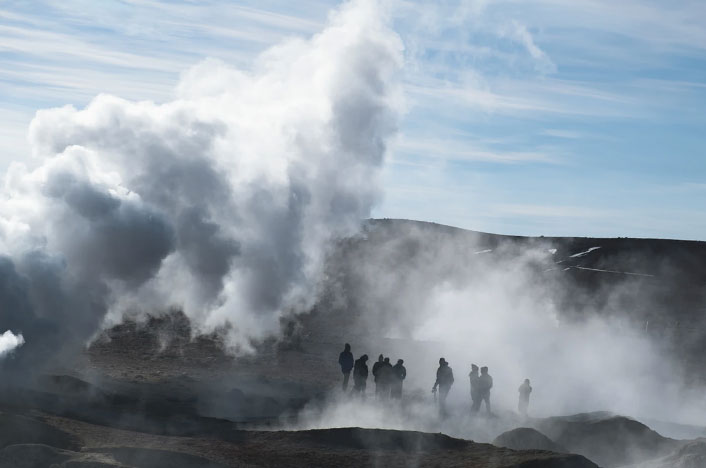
[432,358,454,414]
[469,364,480,413]
[338,343,354,391]
[478,366,493,414]
[379,357,394,399]
[372,354,384,397]
[391,359,406,399]
[353,354,369,396]
[518,378,532,417]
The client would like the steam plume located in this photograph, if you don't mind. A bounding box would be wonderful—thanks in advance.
[0,330,24,357]
[320,222,706,426]
[0,0,402,364]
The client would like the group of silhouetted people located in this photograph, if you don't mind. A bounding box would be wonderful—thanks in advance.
[338,344,532,417]
[338,344,406,399]
[373,354,407,399]
[468,363,493,414]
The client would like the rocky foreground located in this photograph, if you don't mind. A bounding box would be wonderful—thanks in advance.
[3,389,706,468]
[1,357,705,468]
[1,305,705,467]
[0,408,598,468]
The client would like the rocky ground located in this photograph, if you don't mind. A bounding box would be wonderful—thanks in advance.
[0,317,704,468]
[0,408,599,468]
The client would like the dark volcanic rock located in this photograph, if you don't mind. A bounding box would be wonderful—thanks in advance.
[228,427,600,468]
[494,427,567,453]
[96,447,229,468]
[537,413,679,467]
[0,443,122,468]
[289,426,469,451]
[0,412,79,451]
[0,444,74,468]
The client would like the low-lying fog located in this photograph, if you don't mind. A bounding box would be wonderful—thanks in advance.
[288,227,706,441]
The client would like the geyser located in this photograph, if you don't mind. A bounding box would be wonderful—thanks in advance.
[0,0,403,365]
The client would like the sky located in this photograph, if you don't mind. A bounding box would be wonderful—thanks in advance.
[1,0,705,240]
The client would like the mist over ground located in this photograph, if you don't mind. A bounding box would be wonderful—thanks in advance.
[282,219,706,438]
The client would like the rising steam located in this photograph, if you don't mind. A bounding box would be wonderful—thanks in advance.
[0,0,402,364]
[312,222,706,430]
[0,330,24,358]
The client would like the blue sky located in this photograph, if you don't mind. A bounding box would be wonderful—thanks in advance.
[1,0,705,240]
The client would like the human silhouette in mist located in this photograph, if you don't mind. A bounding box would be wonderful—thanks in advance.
[478,366,493,414]
[518,378,532,417]
[391,359,406,399]
[353,354,369,396]
[372,354,384,396]
[469,364,480,413]
[432,358,454,414]
[338,343,354,391]
[379,357,393,399]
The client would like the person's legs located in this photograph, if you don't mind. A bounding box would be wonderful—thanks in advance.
[342,371,350,391]
[439,386,450,416]
[353,379,363,396]
[471,392,480,413]
[483,393,491,413]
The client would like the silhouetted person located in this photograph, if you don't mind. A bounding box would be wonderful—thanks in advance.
[372,354,384,396]
[518,378,532,417]
[432,358,454,414]
[379,357,393,399]
[338,343,354,391]
[353,354,368,395]
[469,364,480,413]
[479,366,493,414]
[353,354,369,396]
[391,359,406,399]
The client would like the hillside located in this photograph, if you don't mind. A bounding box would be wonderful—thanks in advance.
[311,219,706,379]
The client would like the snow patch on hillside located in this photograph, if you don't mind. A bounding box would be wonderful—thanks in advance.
[570,246,601,258]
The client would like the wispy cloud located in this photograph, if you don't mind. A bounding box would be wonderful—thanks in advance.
[501,20,557,74]
[395,136,560,164]
[1,0,705,239]
[541,129,585,139]
[407,78,639,120]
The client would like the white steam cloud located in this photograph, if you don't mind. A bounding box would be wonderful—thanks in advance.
[313,223,706,430]
[0,0,402,362]
[0,330,24,357]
